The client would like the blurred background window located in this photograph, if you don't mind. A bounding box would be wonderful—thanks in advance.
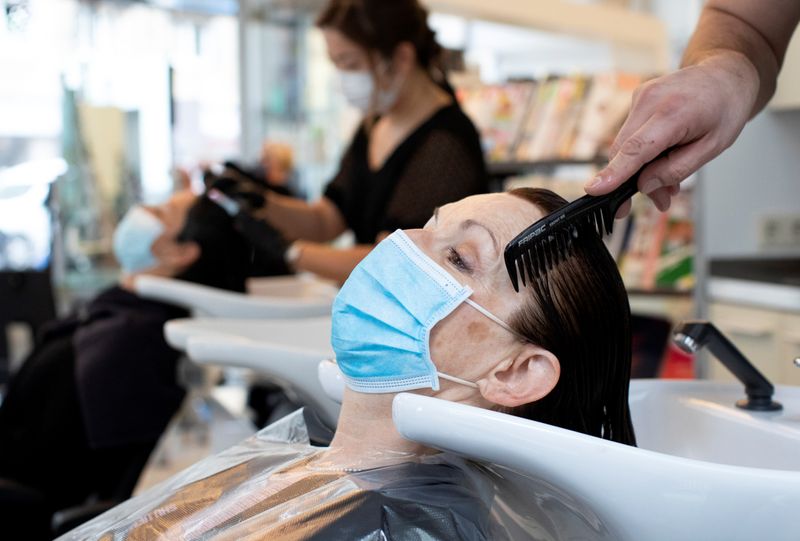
[0,0,240,302]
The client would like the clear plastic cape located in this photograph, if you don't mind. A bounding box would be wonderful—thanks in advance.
[59,409,616,540]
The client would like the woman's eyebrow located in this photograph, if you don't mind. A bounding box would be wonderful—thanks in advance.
[461,219,499,256]
[333,51,358,64]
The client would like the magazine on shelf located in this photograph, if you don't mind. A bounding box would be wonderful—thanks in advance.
[457,72,644,164]
[456,81,537,162]
[617,191,694,291]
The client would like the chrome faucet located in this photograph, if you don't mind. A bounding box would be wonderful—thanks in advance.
[673,320,782,411]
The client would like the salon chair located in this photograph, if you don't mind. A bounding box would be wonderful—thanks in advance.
[0,270,57,384]
[0,443,155,540]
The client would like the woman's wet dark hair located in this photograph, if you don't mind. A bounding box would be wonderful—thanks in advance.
[173,197,251,292]
[316,0,452,93]
[173,196,289,292]
[506,188,636,446]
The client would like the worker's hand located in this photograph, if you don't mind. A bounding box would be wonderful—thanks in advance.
[586,51,760,215]
[207,176,267,212]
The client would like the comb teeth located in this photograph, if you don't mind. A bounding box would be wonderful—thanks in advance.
[509,216,610,289]
[510,226,573,288]
[522,250,533,287]
[506,159,645,291]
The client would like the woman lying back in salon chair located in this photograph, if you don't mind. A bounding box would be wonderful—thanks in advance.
[0,181,290,538]
[65,188,635,540]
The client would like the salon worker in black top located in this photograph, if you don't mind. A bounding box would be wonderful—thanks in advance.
[259,0,488,283]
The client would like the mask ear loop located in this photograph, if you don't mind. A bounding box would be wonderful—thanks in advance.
[464,299,528,343]
[436,301,526,391]
[437,372,479,389]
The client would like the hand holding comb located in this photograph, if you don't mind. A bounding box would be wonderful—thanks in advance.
[503,163,645,291]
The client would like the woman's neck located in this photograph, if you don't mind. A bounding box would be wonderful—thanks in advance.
[324,388,433,467]
[366,68,452,171]
[384,67,452,128]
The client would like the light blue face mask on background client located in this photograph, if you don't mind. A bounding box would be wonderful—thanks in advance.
[331,229,525,394]
[112,206,164,274]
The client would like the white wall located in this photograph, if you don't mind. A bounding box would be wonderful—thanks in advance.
[701,109,800,258]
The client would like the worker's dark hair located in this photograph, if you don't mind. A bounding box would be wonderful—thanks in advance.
[505,187,636,446]
[316,0,452,93]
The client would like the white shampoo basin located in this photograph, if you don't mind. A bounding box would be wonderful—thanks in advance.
[164,317,332,353]
[135,275,334,319]
[392,379,800,541]
[246,273,338,300]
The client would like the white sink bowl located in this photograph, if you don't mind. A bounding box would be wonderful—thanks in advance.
[164,317,338,427]
[246,273,338,300]
[164,317,333,353]
[136,275,335,319]
[392,379,800,541]
[631,379,800,470]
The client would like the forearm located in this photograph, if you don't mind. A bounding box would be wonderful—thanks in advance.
[259,193,345,243]
[682,2,799,116]
[292,243,373,284]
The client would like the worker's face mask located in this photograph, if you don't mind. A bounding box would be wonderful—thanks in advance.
[112,206,164,274]
[331,229,523,394]
[338,62,400,114]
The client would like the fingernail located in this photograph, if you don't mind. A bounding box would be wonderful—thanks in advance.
[651,191,669,212]
[585,175,605,190]
[640,178,661,194]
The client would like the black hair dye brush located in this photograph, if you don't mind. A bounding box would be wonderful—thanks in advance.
[504,167,643,292]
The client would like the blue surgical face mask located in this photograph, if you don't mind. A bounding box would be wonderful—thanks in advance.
[113,206,164,274]
[339,65,400,114]
[331,229,525,394]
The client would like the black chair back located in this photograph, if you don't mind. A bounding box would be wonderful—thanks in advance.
[0,270,57,383]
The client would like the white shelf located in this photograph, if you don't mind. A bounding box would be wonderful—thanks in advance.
[426,0,669,71]
[252,0,670,71]
[709,278,800,313]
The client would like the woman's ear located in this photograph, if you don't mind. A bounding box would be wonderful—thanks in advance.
[480,345,560,408]
[153,240,201,273]
[174,241,201,269]
[391,41,416,76]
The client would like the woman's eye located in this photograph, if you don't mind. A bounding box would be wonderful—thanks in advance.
[447,248,472,274]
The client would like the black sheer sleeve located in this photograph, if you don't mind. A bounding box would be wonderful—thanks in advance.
[323,130,364,231]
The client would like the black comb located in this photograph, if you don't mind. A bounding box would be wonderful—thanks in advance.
[504,168,641,291]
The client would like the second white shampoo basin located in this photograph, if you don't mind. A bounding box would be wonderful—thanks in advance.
[164,316,333,353]
[178,319,337,427]
[135,275,336,319]
[246,273,339,299]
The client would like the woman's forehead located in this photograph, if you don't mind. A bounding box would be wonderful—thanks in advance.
[439,193,543,242]
[323,28,367,60]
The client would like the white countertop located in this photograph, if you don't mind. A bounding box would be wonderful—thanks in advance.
[709,277,800,313]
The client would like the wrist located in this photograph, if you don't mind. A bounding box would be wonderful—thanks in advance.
[688,49,760,103]
[285,240,306,271]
